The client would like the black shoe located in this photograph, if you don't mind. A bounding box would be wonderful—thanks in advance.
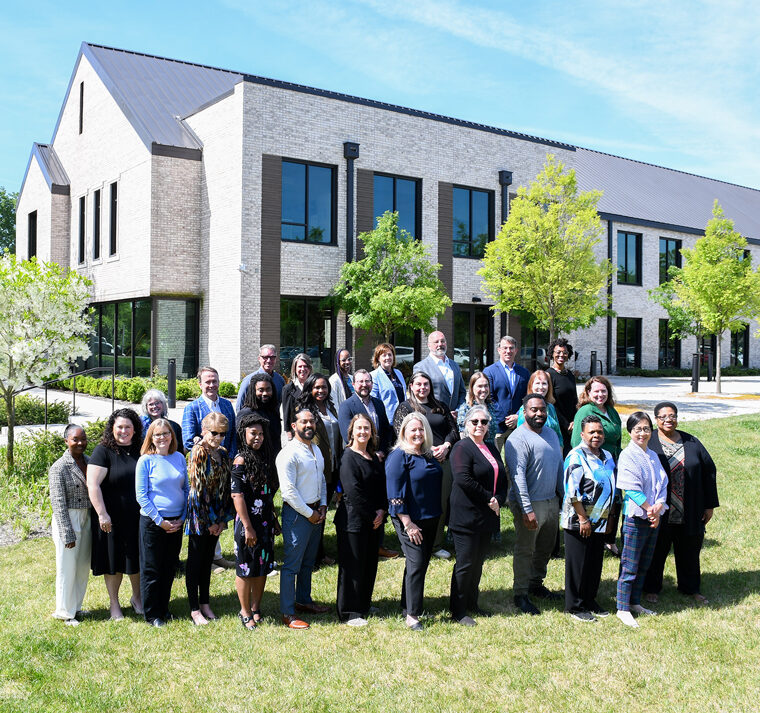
[514,595,540,616]
[474,607,493,617]
[587,601,610,617]
[151,618,166,627]
[569,610,597,622]
[529,585,562,601]
[163,611,176,622]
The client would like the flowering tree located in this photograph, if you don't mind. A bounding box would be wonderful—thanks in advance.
[0,255,92,468]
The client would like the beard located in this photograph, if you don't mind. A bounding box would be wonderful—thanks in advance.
[525,413,546,430]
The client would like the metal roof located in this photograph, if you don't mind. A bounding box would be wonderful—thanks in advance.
[18,143,70,197]
[576,147,760,241]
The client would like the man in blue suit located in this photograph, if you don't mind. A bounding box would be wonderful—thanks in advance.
[484,336,531,453]
[412,331,466,415]
[182,366,237,570]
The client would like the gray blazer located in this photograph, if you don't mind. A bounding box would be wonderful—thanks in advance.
[413,354,467,412]
[49,450,90,544]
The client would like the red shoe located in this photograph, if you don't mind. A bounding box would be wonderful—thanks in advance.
[378,546,399,559]
[282,614,310,629]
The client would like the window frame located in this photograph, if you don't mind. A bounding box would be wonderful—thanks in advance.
[730,324,750,368]
[280,158,338,246]
[92,189,101,261]
[452,185,494,259]
[617,231,642,285]
[616,317,642,369]
[109,182,118,256]
[27,210,37,259]
[78,196,86,264]
[658,319,681,369]
[659,237,682,284]
[372,172,421,239]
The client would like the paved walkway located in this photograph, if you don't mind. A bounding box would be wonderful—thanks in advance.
[3,375,760,444]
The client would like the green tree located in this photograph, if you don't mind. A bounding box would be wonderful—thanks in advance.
[0,187,18,254]
[652,201,760,393]
[330,211,452,341]
[0,255,92,468]
[478,155,613,342]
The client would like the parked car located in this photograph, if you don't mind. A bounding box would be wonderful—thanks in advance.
[395,346,415,364]
[519,347,549,368]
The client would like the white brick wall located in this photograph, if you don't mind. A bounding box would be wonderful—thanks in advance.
[15,157,51,260]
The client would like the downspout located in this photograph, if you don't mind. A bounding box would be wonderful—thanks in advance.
[498,170,513,338]
[607,219,613,373]
[343,142,359,348]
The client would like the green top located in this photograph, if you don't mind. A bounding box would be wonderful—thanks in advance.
[571,403,622,461]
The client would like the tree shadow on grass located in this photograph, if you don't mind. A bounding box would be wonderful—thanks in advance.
[652,568,760,611]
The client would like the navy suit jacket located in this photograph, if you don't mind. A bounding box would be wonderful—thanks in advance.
[413,354,467,412]
[338,393,393,454]
[182,396,237,457]
[483,360,530,433]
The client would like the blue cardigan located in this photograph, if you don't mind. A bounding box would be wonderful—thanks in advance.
[385,448,443,522]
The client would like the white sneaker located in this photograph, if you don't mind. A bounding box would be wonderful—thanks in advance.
[631,604,656,616]
[64,618,80,627]
[346,617,368,627]
[616,610,639,628]
[433,549,452,560]
[267,569,279,578]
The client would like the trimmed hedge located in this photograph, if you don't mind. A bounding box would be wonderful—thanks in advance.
[0,395,71,427]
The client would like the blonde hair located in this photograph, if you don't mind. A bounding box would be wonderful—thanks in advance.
[394,412,433,455]
[201,412,229,433]
[141,418,178,456]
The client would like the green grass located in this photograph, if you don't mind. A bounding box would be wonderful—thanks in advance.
[1,415,759,712]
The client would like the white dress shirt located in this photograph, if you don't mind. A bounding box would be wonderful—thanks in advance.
[276,438,327,518]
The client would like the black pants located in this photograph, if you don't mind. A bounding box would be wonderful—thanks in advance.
[139,515,183,622]
[564,529,605,613]
[449,530,491,620]
[316,482,336,564]
[392,516,439,617]
[186,532,219,610]
[336,522,382,621]
[643,519,704,595]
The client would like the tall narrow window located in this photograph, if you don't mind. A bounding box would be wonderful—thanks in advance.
[659,237,681,284]
[109,182,118,255]
[78,196,86,264]
[281,160,336,244]
[92,189,101,260]
[79,82,84,134]
[730,324,749,368]
[453,186,493,258]
[658,319,681,368]
[373,174,420,238]
[27,210,37,258]
[616,317,642,369]
[617,231,642,284]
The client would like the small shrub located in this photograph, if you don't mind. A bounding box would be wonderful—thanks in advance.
[114,380,130,401]
[175,380,199,401]
[127,380,147,404]
[218,381,237,398]
[0,395,71,427]
[98,379,113,398]
[84,419,108,453]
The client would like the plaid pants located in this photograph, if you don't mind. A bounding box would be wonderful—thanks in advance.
[617,516,659,611]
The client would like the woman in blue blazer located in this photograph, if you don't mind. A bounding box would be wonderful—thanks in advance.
[370,343,406,424]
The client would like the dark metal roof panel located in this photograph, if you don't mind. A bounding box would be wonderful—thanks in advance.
[576,148,760,240]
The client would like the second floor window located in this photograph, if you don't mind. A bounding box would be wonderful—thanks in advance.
[659,237,681,284]
[27,210,37,258]
[374,174,419,238]
[453,186,493,258]
[281,160,335,244]
[617,231,642,285]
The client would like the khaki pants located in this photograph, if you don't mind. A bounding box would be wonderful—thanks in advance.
[510,497,559,597]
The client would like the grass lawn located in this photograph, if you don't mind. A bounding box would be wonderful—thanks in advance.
[1,415,759,713]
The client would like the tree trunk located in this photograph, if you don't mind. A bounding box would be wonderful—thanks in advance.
[4,390,14,471]
[715,333,722,394]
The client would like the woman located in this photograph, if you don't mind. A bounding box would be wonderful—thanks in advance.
[231,413,280,630]
[371,343,406,424]
[296,373,342,565]
[335,414,387,626]
[561,414,616,622]
[385,412,443,630]
[448,406,507,626]
[571,375,622,556]
[643,402,718,605]
[282,353,313,439]
[135,419,188,627]
[140,389,183,451]
[615,412,668,628]
[87,408,144,620]
[394,371,459,559]
[329,348,354,412]
[456,371,499,445]
[49,424,91,626]
[238,372,282,460]
[185,412,234,625]
[547,338,578,455]
[516,370,563,445]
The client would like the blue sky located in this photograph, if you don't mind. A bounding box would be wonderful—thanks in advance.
[2,0,759,193]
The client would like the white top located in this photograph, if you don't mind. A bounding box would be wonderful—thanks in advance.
[276,438,327,518]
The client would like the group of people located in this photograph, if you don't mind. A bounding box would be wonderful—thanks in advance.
[49,334,719,631]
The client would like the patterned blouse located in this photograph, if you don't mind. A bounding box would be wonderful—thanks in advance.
[561,443,616,533]
[49,450,90,544]
[184,444,234,535]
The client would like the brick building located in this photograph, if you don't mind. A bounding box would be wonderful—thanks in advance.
[16,42,760,382]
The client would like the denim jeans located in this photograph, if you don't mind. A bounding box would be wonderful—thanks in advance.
[280,502,322,616]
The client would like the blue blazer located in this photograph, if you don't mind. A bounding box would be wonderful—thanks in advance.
[483,360,530,433]
[413,354,466,412]
[182,396,237,457]
[338,393,394,455]
[370,367,405,423]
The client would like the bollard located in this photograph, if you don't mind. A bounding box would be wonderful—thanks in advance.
[691,353,699,392]
[168,359,177,408]
[706,352,714,382]
[590,350,597,377]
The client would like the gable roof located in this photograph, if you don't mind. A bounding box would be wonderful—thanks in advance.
[18,143,70,197]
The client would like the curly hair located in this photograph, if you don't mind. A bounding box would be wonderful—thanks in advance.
[100,407,143,456]
[547,337,574,362]
[235,412,274,491]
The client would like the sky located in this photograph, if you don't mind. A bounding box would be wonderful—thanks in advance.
[2,0,759,193]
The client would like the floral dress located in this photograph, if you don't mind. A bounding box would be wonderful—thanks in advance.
[231,463,276,577]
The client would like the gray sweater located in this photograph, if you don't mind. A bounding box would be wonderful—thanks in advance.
[504,424,563,513]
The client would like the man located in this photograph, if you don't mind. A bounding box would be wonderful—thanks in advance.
[338,369,398,559]
[413,331,466,414]
[236,344,286,411]
[277,408,330,629]
[237,372,282,459]
[182,366,237,570]
[484,336,530,454]
[503,394,564,615]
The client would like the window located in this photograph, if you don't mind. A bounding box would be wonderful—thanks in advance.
[519,323,550,371]
[27,211,37,258]
[78,196,86,264]
[373,174,420,238]
[658,319,681,369]
[453,187,493,258]
[659,237,681,284]
[700,335,717,367]
[92,189,101,260]
[616,317,641,369]
[731,324,749,368]
[79,82,84,134]
[280,297,333,373]
[453,306,494,380]
[617,231,642,285]
[281,160,335,244]
[109,182,118,255]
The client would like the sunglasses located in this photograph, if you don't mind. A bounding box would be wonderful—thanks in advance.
[209,430,227,438]
[469,419,490,426]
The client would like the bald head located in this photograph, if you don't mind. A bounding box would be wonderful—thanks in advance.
[427,331,447,359]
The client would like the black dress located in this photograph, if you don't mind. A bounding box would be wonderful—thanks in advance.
[548,367,578,455]
[231,464,276,578]
[89,444,141,576]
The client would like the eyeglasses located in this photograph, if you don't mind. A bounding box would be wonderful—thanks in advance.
[209,430,227,438]
[553,350,569,357]
[631,427,652,435]
[656,414,677,421]
[153,432,172,439]
[260,355,276,360]
[469,419,490,426]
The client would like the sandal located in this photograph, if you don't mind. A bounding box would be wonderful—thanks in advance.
[238,613,257,630]
[252,609,263,623]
